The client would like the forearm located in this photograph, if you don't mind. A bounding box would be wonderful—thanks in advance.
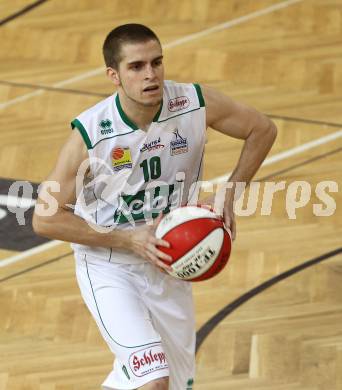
[32,207,130,250]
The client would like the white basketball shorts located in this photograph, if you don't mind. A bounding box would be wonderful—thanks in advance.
[75,252,196,389]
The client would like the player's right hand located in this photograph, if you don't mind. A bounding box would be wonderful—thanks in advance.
[127,214,173,273]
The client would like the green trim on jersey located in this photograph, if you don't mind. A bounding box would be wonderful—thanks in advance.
[115,94,139,130]
[92,129,136,149]
[122,365,130,380]
[155,107,201,123]
[115,93,163,129]
[194,83,205,107]
[152,99,163,121]
[71,119,93,149]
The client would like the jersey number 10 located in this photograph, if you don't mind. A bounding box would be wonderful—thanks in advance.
[140,156,162,182]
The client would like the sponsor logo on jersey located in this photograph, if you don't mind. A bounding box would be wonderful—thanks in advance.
[113,182,183,224]
[168,95,190,112]
[140,136,165,152]
[99,118,114,135]
[112,147,133,171]
[129,344,168,377]
[170,128,188,156]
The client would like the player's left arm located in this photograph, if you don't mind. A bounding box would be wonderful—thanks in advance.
[201,85,278,239]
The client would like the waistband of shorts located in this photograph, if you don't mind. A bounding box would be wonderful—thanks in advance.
[73,249,147,265]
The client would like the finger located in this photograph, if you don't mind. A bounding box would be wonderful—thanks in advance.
[231,218,236,241]
[210,206,223,219]
[146,243,173,262]
[150,236,170,248]
[224,216,236,241]
[146,250,173,272]
[155,248,173,263]
[156,260,173,272]
[198,204,212,211]
[224,215,231,231]
[152,213,164,229]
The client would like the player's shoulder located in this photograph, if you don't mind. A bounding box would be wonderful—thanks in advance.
[71,94,117,150]
[156,80,205,123]
[74,94,114,125]
[163,80,204,107]
[198,84,237,122]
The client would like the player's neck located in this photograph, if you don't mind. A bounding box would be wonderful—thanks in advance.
[117,92,161,132]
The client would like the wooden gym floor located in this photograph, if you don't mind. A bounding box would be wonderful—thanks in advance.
[0,0,341,389]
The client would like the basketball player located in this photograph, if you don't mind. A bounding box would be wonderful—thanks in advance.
[32,24,277,390]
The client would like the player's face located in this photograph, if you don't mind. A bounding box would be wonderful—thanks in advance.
[116,40,164,107]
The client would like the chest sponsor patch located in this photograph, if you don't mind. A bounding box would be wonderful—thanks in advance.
[170,128,188,156]
[129,344,168,377]
[168,96,190,112]
[140,136,165,152]
[112,147,133,171]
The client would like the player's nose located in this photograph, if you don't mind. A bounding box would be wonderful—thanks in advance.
[145,64,157,79]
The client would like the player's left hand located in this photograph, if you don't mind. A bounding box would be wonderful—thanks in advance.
[197,195,236,240]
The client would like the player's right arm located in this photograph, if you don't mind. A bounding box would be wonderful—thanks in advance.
[32,130,172,271]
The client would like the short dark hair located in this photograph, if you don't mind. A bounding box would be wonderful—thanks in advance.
[103,24,161,69]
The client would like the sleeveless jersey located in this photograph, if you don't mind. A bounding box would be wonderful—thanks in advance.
[70,80,206,263]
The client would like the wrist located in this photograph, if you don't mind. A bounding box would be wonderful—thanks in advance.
[224,190,235,205]
[125,230,134,250]
[108,229,133,250]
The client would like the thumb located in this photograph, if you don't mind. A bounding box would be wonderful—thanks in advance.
[224,214,236,241]
[230,219,236,241]
[153,213,164,231]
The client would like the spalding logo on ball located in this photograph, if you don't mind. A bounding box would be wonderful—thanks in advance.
[156,206,232,282]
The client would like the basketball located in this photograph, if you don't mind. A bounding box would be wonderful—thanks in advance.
[155,206,232,282]
[112,147,124,160]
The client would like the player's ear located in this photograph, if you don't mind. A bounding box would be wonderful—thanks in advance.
[106,67,121,86]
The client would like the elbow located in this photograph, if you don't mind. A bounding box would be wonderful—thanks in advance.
[249,116,277,145]
[32,212,43,236]
[269,120,277,140]
[250,119,277,148]
[32,212,50,238]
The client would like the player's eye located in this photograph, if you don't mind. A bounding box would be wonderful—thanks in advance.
[130,63,143,71]
[153,59,162,67]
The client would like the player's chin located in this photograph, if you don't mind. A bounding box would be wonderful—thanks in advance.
[141,95,162,107]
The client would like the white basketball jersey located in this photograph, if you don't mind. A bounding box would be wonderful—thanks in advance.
[70,80,206,263]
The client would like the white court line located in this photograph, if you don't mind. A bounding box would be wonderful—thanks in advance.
[0,240,63,268]
[0,194,35,209]
[203,129,342,189]
[1,128,340,268]
[0,0,303,267]
[0,0,302,110]
[164,0,302,49]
